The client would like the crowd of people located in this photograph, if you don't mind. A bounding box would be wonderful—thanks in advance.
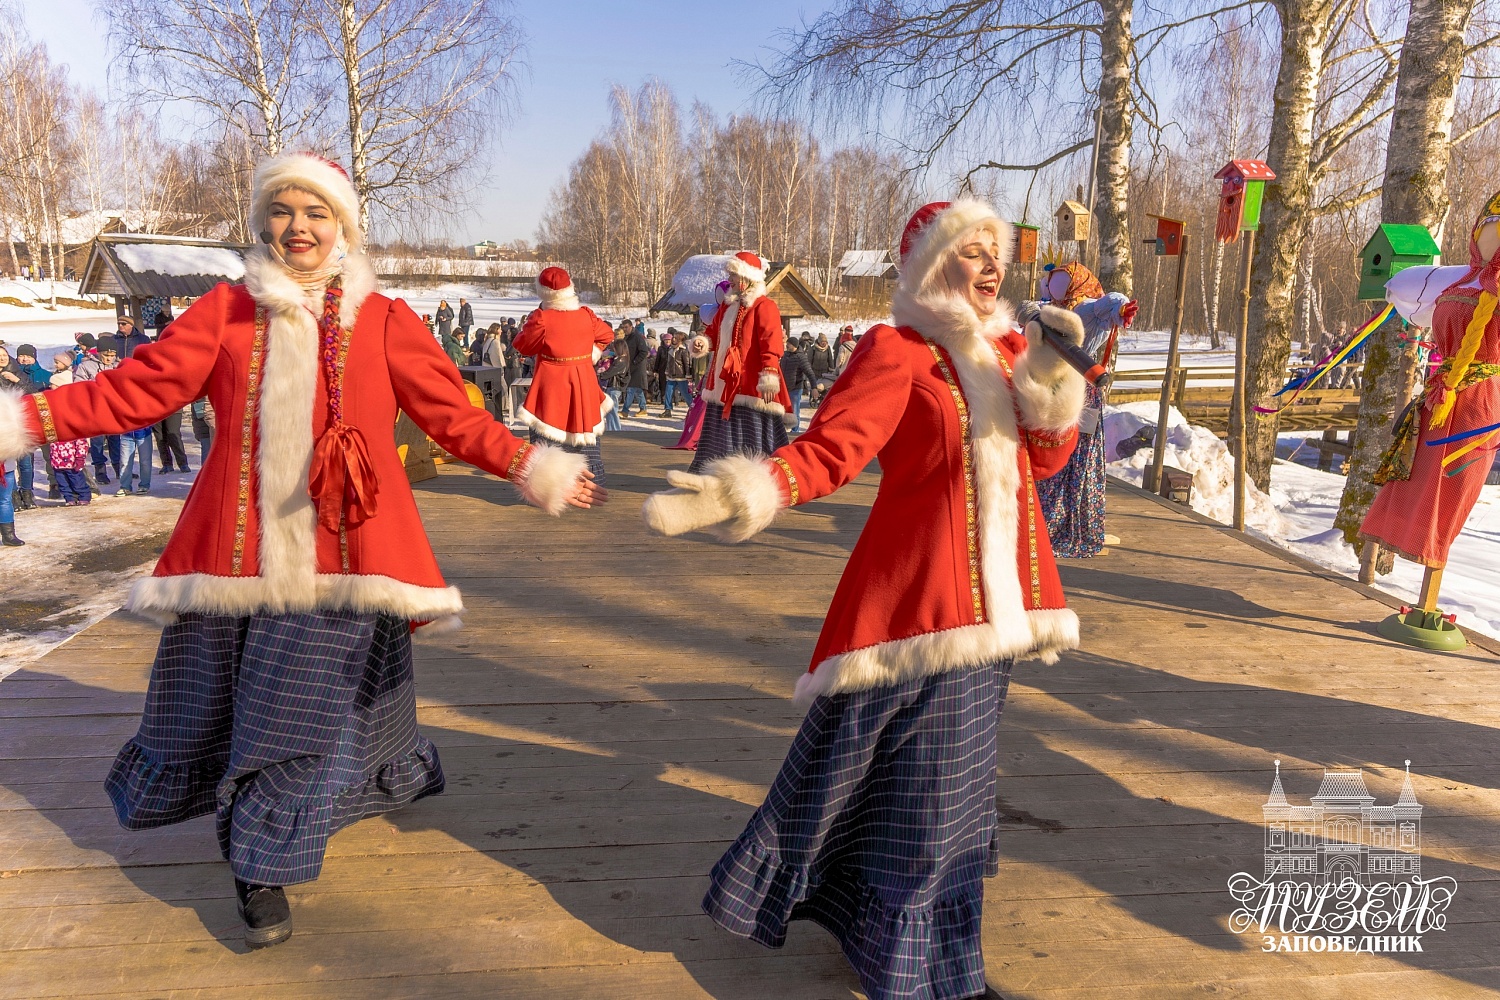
[0,311,213,545]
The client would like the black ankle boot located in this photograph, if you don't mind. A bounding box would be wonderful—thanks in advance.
[234,878,292,948]
[14,489,33,510]
[0,523,23,546]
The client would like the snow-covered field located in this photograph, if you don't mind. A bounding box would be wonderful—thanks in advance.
[3,285,1495,671]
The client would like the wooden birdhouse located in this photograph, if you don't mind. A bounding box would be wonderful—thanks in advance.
[1055,200,1090,242]
[1213,160,1276,243]
[1013,223,1040,264]
[1146,215,1186,257]
[1358,223,1441,301]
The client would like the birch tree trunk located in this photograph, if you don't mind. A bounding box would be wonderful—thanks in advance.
[1333,0,1473,545]
[1093,0,1134,296]
[1241,0,1335,489]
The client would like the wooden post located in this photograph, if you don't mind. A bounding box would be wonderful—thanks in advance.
[1028,260,1039,301]
[1231,230,1257,532]
[1147,234,1190,495]
[1417,566,1444,612]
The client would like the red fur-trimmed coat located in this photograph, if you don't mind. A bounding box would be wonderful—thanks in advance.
[512,303,615,446]
[0,250,585,630]
[699,287,791,416]
[670,300,1086,703]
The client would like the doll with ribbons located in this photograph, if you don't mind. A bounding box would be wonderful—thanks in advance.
[1018,261,1137,558]
[1362,190,1500,571]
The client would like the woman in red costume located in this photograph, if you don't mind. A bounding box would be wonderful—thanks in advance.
[512,266,616,483]
[0,153,602,949]
[643,200,1085,999]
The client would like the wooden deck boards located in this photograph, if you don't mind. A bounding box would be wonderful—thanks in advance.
[3,432,1499,999]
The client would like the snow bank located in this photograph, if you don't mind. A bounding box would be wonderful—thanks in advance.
[1104,402,1286,534]
[668,255,733,306]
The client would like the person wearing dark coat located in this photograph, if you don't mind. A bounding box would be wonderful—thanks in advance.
[599,335,631,431]
[151,317,192,473]
[622,326,651,418]
[0,345,41,508]
[435,300,455,340]
[116,316,153,357]
[457,299,474,342]
[780,339,815,434]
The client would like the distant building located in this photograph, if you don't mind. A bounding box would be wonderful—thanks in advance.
[1262,760,1422,884]
[838,249,897,287]
[472,241,501,259]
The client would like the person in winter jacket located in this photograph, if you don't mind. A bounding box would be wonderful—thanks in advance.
[0,152,603,951]
[0,345,40,508]
[807,333,835,401]
[14,345,50,388]
[115,316,152,358]
[658,331,692,417]
[0,460,20,545]
[435,300,455,340]
[689,252,790,472]
[644,198,1085,1000]
[599,334,630,431]
[457,298,474,341]
[49,351,74,388]
[50,436,90,505]
[77,335,121,493]
[621,324,652,417]
[512,267,615,483]
[780,338,815,434]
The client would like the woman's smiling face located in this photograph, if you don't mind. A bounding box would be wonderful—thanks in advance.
[266,188,340,272]
[943,228,1005,318]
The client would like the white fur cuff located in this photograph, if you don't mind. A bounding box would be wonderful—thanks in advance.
[702,454,784,542]
[757,371,780,395]
[1013,351,1086,434]
[0,390,40,463]
[513,443,587,516]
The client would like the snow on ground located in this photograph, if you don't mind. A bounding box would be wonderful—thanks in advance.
[0,278,114,329]
[1103,401,1500,641]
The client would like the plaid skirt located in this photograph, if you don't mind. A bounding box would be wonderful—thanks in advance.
[1037,382,1106,558]
[704,660,1014,1000]
[104,612,444,886]
[689,404,790,473]
[529,429,606,487]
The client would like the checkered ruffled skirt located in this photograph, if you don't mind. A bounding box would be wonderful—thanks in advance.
[105,612,444,886]
[704,660,1014,1000]
[1037,382,1106,558]
[688,404,789,473]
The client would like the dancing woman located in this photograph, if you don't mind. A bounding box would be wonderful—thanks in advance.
[643,200,1085,999]
[0,153,602,948]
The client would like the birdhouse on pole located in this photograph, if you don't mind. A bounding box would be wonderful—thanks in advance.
[1013,223,1041,264]
[1146,215,1186,257]
[1358,223,1441,301]
[1213,160,1276,243]
[1055,200,1090,242]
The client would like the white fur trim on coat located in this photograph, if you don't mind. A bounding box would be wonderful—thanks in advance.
[537,283,581,311]
[793,608,1079,705]
[251,153,364,250]
[513,442,587,515]
[128,572,465,627]
[757,371,781,396]
[516,394,612,447]
[726,255,767,283]
[0,390,38,463]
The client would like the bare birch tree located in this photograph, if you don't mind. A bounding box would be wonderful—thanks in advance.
[309,0,523,236]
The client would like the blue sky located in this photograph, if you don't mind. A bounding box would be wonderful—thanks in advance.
[26,0,831,244]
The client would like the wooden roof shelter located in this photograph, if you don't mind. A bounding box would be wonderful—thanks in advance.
[79,233,251,322]
[650,261,831,332]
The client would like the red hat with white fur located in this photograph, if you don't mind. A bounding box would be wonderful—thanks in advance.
[251,152,363,250]
[896,199,1011,290]
[725,251,767,284]
[536,265,580,310]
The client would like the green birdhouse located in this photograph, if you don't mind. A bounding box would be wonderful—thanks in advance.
[1358,223,1441,301]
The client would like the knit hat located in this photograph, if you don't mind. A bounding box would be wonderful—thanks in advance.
[896,199,1011,290]
[251,152,363,250]
[97,335,121,354]
[75,333,96,349]
[535,266,579,310]
[726,251,767,284]
[16,344,35,359]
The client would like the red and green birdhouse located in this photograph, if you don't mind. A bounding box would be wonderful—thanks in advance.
[1358,224,1441,301]
[1146,215,1186,257]
[1213,160,1276,243]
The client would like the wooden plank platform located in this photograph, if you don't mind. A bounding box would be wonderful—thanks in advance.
[3,432,1499,999]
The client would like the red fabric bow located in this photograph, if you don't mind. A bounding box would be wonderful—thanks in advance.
[308,422,379,534]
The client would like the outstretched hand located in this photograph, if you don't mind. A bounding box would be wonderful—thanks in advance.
[566,469,608,509]
[1121,299,1140,327]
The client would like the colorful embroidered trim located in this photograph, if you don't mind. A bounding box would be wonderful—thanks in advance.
[507,442,533,481]
[30,393,57,444]
[233,309,269,574]
[540,353,592,363]
[771,456,800,506]
[927,342,986,623]
[990,344,1043,604]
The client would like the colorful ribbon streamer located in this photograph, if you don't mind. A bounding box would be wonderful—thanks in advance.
[1425,419,1500,447]
[1254,303,1395,414]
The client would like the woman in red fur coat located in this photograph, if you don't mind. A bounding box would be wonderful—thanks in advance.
[512,266,616,483]
[644,200,1086,1000]
[0,153,602,949]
